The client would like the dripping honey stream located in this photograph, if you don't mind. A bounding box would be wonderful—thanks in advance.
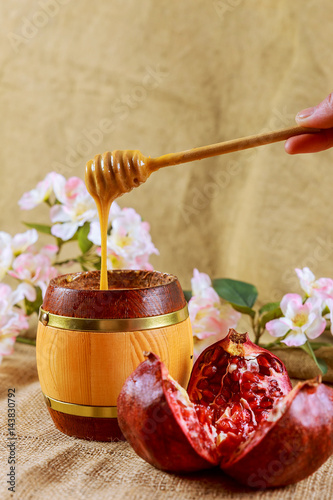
[85,125,324,290]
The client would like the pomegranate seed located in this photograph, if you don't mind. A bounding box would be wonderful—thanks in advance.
[210,384,220,395]
[249,399,262,410]
[217,418,238,434]
[202,365,217,378]
[251,384,266,395]
[204,350,213,363]
[257,355,272,368]
[197,379,209,390]
[202,389,215,403]
[246,393,260,403]
[261,397,273,409]
[269,379,279,388]
[211,346,224,363]
[241,381,252,391]
[230,357,239,365]
[223,375,232,388]
[230,370,240,382]
[231,403,243,416]
[242,371,259,383]
[269,388,283,398]
[221,387,232,400]
[271,358,283,373]
[215,394,226,406]
[231,381,240,393]
[238,358,247,368]
[217,353,229,367]
[211,373,223,385]
[259,365,271,376]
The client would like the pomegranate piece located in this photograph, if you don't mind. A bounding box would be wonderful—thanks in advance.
[188,329,292,457]
[222,378,333,488]
[117,352,219,472]
[117,329,333,488]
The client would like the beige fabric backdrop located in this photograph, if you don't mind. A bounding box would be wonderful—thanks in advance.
[1,1,333,302]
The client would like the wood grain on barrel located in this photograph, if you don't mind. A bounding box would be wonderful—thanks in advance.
[36,317,193,406]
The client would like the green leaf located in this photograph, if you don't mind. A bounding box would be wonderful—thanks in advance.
[183,290,192,302]
[212,278,258,308]
[316,358,328,375]
[259,301,281,315]
[260,307,283,328]
[78,223,93,254]
[23,222,52,235]
[309,341,333,350]
[24,287,43,316]
[230,304,256,318]
[301,341,328,375]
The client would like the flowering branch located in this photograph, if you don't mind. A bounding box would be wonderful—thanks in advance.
[0,172,159,364]
[187,268,332,374]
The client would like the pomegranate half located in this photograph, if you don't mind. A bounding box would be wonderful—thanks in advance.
[117,329,333,488]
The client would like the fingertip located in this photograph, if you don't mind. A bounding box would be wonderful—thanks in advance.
[284,139,296,155]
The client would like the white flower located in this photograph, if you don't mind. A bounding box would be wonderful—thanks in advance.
[0,229,38,280]
[18,172,60,210]
[188,269,241,359]
[295,267,333,305]
[50,177,97,241]
[8,245,59,299]
[0,284,29,364]
[89,205,159,270]
[266,293,326,347]
[11,229,38,255]
[0,232,13,280]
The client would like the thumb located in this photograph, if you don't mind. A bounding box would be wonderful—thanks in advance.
[296,93,333,129]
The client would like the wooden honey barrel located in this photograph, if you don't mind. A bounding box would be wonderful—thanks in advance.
[36,270,193,441]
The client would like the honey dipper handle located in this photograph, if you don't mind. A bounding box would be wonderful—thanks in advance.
[147,125,323,170]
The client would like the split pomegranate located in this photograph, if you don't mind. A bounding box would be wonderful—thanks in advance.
[117,329,333,488]
[187,329,292,461]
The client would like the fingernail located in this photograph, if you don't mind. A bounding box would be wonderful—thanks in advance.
[296,106,316,120]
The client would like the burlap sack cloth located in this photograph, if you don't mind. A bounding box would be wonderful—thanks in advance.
[0,343,332,500]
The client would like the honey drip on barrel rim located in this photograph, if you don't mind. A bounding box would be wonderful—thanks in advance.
[85,150,151,290]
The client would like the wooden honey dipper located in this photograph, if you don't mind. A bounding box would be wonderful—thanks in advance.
[85,124,323,289]
[85,125,323,201]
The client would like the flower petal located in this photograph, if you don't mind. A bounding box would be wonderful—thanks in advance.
[266,318,290,338]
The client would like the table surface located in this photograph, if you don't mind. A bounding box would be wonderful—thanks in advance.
[0,343,332,500]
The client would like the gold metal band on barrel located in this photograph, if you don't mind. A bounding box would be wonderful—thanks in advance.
[39,305,188,332]
[43,394,118,418]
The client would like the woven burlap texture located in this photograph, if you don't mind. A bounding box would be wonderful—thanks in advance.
[0,344,332,500]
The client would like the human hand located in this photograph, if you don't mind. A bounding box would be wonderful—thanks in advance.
[285,93,333,154]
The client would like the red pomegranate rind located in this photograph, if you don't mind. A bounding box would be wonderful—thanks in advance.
[187,330,292,459]
[222,378,333,488]
[117,353,218,472]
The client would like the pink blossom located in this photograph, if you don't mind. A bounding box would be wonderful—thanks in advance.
[0,229,38,280]
[11,229,38,255]
[188,269,241,359]
[88,205,158,270]
[8,246,59,299]
[50,179,97,240]
[0,283,29,364]
[18,172,59,210]
[295,267,333,303]
[266,293,326,347]
[52,175,86,204]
